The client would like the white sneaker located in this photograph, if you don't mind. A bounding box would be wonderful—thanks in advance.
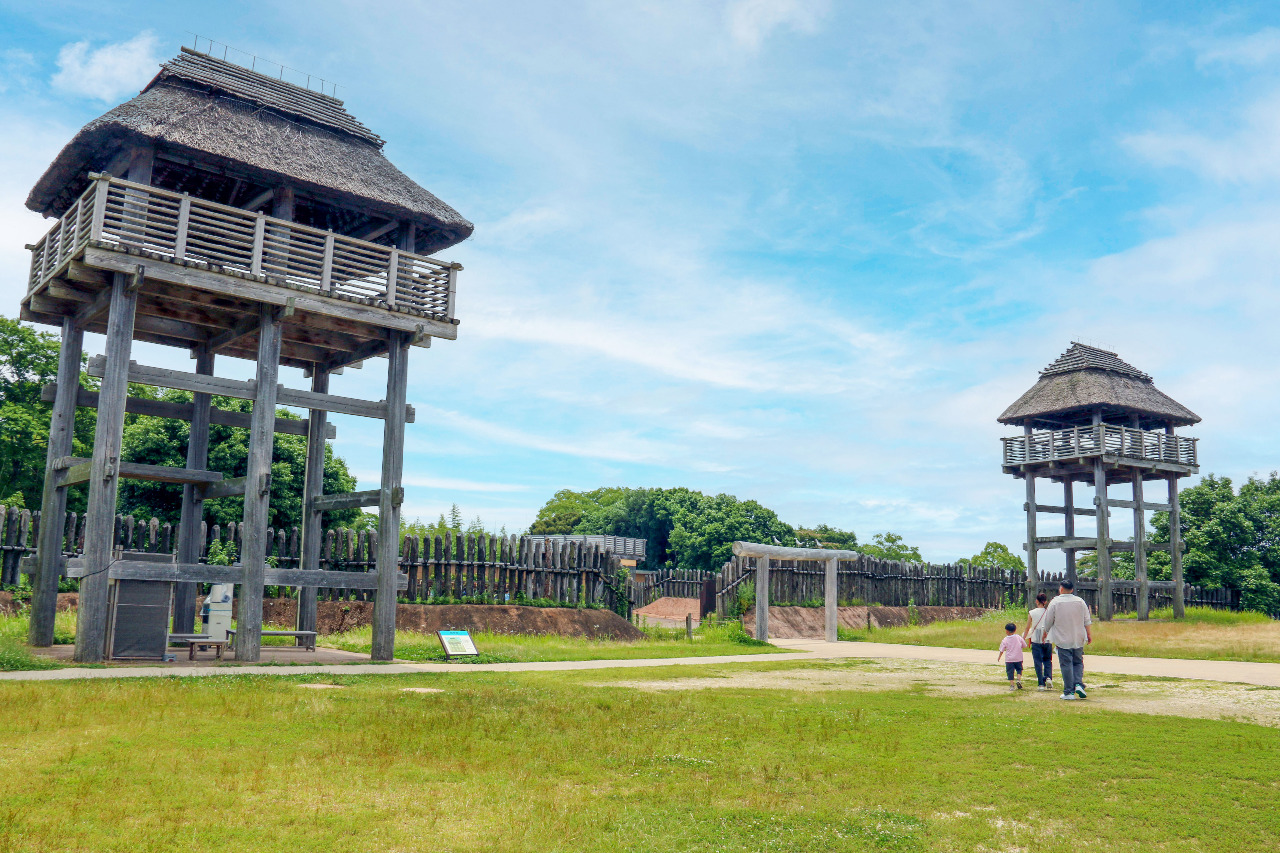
[1046,679,1053,690]
[1075,683,1087,699]
[1009,684,1017,691]
[1037,685,1047,691]
[1061,694,1077,701]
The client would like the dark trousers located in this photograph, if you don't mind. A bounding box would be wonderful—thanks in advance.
[1031,642,1053,686]
[1057,646,1084,696]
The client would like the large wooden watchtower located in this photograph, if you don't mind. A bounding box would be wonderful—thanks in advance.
[998,343,1200,620]
[20,47,472,662]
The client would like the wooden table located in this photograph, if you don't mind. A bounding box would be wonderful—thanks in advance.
[183,638,227,660]
[226,630,318,652]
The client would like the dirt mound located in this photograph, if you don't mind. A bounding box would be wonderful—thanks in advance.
[0,591,77,616]
[635,597,701,620]
[743,605,988,639]
[260,599,643,640]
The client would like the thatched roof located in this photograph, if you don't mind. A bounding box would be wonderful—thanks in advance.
[27,49,472,254]
[998,343,1200,427]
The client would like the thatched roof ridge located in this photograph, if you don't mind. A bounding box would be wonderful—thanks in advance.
[156,48,383,146]
[998,343,1200,427]
[27,51,472,253]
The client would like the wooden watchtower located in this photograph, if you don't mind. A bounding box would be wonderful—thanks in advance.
[20,47,472,662]
[998,343,1200,620]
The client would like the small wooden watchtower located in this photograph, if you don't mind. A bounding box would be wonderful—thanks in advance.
[998,343,1200,620]
[20,47,472,662]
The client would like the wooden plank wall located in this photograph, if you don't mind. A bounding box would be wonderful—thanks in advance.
[709,554,1252,618]
[7,508,629,612]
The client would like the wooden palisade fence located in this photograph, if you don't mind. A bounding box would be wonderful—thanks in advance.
[712,554,1245,618]
[2,507,631,614]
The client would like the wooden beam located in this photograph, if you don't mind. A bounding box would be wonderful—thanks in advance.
[323,335,390,372]
[1063,480,1077,584]
[235,306,281,663]
[1134,472,1149,620]
[1029,503,1098,517]
[198,476,248,500]
[41,384,337,439]
[297,366,328,640]
[74,272,137,663]
[173,346,213,633]
[82,245,459,341]
[72,286,114,325]
[1094,457,1113,620]
[206,314,261,353]
[1023,444,1037,608]
[824,556,837,643]
[373,332,410,660]
[65,560,407,590]
[1169,472,1185,618]
[355,220,397,242]
[733,541,861,561]
[58,459,223,487]
[29,317,82,647]
[1108,498,1173,512]
[311,488,401,512]
[85,356,414,422]
[242,187,275,211]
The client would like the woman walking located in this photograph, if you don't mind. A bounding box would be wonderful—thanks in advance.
[1024,592,1053,691]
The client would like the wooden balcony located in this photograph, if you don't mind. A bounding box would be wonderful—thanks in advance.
[26,174,459,324]
[1002,424,1197,475]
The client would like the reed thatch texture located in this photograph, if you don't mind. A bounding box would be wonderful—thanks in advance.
[998,343,1200,427]
[27,50,471,255]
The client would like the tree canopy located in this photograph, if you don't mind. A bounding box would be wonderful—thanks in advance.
[960,541,1026,572]
[0,315,365,531]
[1148,473,1280,613]
[0,317,97,510]
[859,532,923,562]
[116,387,366,530]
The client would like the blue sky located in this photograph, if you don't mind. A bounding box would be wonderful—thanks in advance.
[2,2,1278,565]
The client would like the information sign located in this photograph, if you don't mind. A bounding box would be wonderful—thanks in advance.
[438,630,479,658]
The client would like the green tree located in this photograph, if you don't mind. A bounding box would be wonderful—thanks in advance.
[0,316,97,511]
[529,486,794,572]
[117,388,364,530]
[861,532,923,562]
[1148,473,1280,613]
[960,541,1026,572]
[794,524,858,549]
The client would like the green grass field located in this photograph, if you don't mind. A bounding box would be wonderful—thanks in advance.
[0,610,782,670]
[324,617,780,662]
[838,606,1280,663]
[1,658,1276,851]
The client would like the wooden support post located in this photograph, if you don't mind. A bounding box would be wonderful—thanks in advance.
[172,346,214,633]
[824,555,838,643]
[371,331,410,661]
[234,306,282,662]
[297,366,329,641]
[1169,472,1185,619]
[29,318,83,646]
[1023,467,1038,608]
[1063,479,1077,584]
[73,273,138,662]
[1093,457,1113,621]
[755,556,770,642]
[1133,471,1149,620]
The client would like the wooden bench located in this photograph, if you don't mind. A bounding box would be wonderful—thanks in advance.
[182,638,227,660]
[226,630,317,652]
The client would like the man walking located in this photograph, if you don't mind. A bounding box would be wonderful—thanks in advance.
[1040,579,1092,700]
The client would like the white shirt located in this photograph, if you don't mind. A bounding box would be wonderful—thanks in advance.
[1040,593,1092,649]
[1027,606,1048,643]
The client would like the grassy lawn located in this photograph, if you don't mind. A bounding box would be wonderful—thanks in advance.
[839,606,1280,663]
[0,610,782,670]
[324,618,783,662]
[1,659,1276,851]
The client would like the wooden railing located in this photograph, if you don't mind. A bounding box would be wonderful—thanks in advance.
[27,175,459,321]
[1002,425,1197,467]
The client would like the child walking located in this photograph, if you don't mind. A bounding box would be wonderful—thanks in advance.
[997,622,1029,690]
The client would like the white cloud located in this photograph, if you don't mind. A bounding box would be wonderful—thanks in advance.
[51,31,161,102]
[1124,90,1280,182]
[1195,27,1280,67]
[725,0,828,51]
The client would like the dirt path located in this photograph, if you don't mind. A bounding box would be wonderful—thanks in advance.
[591,658,1280,729]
